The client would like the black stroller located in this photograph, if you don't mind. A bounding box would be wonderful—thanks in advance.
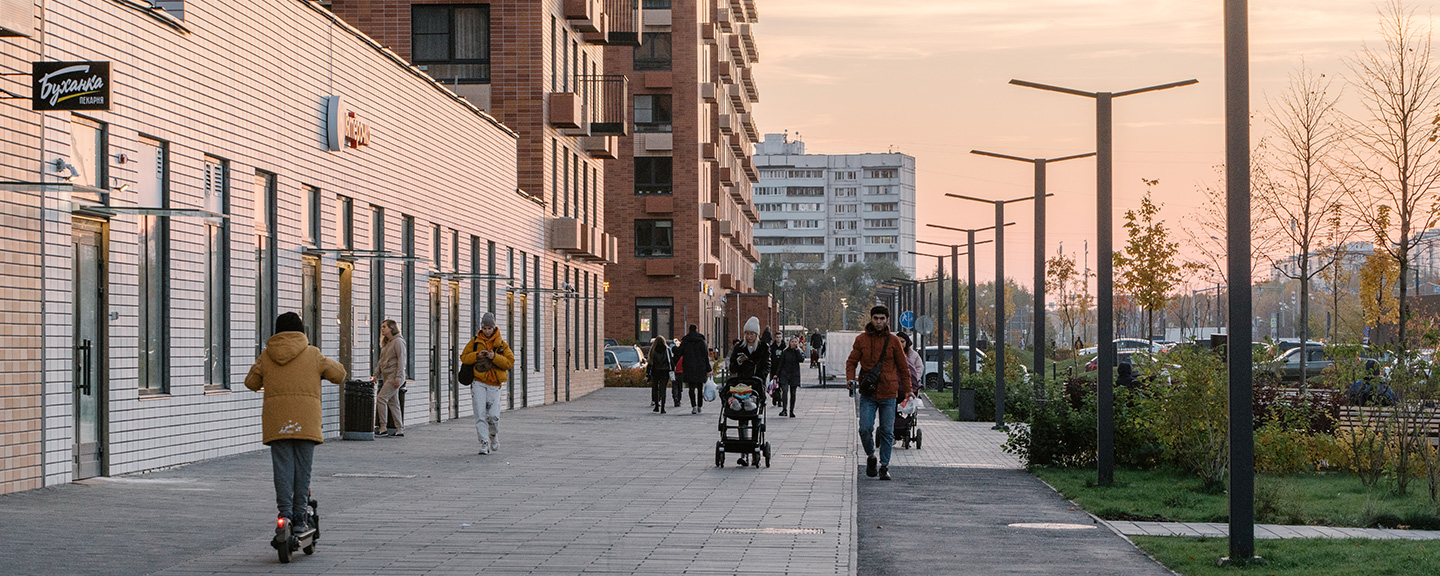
[715,376,772,468]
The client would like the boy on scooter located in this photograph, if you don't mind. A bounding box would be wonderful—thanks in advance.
[245,312,347,533]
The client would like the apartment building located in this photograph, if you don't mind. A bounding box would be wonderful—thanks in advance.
[751,133,917,278]
[329,0,629,404]
[0,0,602,494]
[602,0,767,346]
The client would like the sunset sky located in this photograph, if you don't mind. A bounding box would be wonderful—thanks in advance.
[750,0,1392,288]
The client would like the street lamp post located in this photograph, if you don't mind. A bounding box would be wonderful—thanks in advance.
[947,194,1047,430]
[920,239,990,410]
[930,223,1013,382]
[971,150,1095,394]
[1010,75,1197,485]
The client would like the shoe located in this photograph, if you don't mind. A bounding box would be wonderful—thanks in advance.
[377,430,392,437]
[478,448,489,455]
[790,413,796,418]
[737,456,748,466]
[691,407,698,414]
[653,404,660,413]
[392,431,404,438]
[674,400,681,408]
[866,455,878,477]
[661,406,666,414]
[490,436,498,451]
[879,466,891,481]
[698,405,703,414]
[778,410,787,417]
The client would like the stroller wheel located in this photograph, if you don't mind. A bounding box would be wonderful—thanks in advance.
[763,443,771,468]
[716,441,725,468]
[915,428,923,450]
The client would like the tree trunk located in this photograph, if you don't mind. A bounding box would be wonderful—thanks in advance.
[1299,256,1310,392]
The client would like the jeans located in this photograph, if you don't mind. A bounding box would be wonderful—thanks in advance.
[650,373,670,407]
[779,378,799,412]
[270,439,316,521]
[857,395,896,466]
[471,383,501,450]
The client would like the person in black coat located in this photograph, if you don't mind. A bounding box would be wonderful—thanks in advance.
[776,336,805,417]
[677,325,712,414]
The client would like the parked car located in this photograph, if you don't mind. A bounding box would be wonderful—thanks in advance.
[920,345,986,388]
[1114,338,1165,353]
[605,345,646,371]
[603,337,618,347]
[1271,345,1331,381]
[1086,350,1152,372]
[603,350,619,372]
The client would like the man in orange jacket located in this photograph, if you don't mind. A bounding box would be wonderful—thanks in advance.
[845,305,912,481]
[462,312,514,455]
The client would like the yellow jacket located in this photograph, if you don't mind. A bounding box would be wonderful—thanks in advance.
[245,332,347,444]
[461,329,514,387]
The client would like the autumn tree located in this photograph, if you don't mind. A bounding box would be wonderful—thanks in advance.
[1360,246,1400,336]
[1046,247,1093,351]
[1256,63,1350,383]
[1113,180,1192,344]
[1344,0,1440,350]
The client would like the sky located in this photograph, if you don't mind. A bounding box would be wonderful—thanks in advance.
[749,0,1393,289]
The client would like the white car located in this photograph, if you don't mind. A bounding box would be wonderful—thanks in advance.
[920,345,986,388]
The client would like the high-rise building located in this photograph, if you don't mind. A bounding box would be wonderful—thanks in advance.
[751,134,917,277]
[602,0,768,346]
[331,0,637,403]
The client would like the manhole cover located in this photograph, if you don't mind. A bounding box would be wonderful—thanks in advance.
[1008,523,1095,530]
[332,473,416,479]
[780,454,846,459]
[567,415,622,421]
[715,528,825,535]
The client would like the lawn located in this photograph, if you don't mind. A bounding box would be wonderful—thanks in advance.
[1131,536,1440,576]
[1034,466,1440,528]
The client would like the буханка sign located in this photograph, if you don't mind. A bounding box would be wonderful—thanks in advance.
[33,61,110,111]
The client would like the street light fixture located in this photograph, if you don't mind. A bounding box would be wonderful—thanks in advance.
[945,194,1050,430]
[971,149,1095,392]
[1010,75,1198,485]
[929,223,1015,383]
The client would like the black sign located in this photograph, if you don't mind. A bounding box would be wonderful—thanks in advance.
[32,61,110,111]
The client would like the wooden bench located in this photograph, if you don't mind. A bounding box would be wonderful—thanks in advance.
[1337,406,1440,444]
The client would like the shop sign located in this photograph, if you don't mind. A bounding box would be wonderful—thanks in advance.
[325,95,372,151]
[33,61,110,111]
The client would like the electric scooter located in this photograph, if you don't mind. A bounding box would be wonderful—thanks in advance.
[271,497,319,563]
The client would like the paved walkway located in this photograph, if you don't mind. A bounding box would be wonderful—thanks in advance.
[1109,520,1440,540]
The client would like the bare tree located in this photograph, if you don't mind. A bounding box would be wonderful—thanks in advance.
[1344,0,1440,351]
[1183,163,1285,290]
[1256,63,1351,385]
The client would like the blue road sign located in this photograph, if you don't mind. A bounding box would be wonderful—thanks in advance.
[899,310,915,329]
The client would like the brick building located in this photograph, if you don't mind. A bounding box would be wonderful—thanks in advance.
[603,0,763,348]
[0,0,594,494]
[330,0,633,403]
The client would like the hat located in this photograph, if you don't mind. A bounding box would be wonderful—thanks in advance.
[276,312,305,334]
[481,312,496,328]
[743,316,760,334]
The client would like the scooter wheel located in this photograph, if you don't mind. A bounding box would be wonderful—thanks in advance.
[278,540,292,564]
[915,429,923,450]
[304,542,316,555]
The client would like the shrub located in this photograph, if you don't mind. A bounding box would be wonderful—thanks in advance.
[1254,422,1311,474]
[1004,394,1095,468]
[603,367,648,388]
[1138,346,1229,490]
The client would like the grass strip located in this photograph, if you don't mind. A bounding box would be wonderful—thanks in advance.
[1131,536,1440,576]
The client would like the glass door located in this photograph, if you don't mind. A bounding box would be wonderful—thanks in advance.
[429,278,441,423]
[72,218,107,479]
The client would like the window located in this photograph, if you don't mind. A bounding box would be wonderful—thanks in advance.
[339,196,354,249]
[641,0,671,7]
[150,1,185,21]
[789,203,822,212]
[370,206,385,371]
[412,4,491,83]
[634,94,672,133]
[69,116,106,190]
[834,220,857,231]
[636,297,673,342]
[865,168,898,179]
[834,187,857,198]
[758,221,788,229]
[138,139,168,394]
[864,185,896,195]
[792,220,821,229]
[865,218,898,228]
[203,157,230,389]
[432,223,443,269]
[634,156,673,195]
[403,215,416,379]
[633,32,671,71]
[834,204,857,214]
[755,187,782,196]
[866,252,900,262]
[757,203,783,212]
[635,220,673,257]
[303,185,321,246]
[834,171,858,181]
[786,187,824,197]
[302,255,322,345]
[533,255,541,369]
[255,171,277,356]
[867,202,899,213]
[866,235,899,244]
[834,237,858,247]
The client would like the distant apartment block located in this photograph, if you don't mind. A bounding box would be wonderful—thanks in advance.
[751,134,917,277]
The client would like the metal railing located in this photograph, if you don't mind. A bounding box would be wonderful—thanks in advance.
[578,74,629,136]
[605,0,643,46]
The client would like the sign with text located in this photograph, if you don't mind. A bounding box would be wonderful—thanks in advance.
[33,61,110,111]
[325,95,372,151]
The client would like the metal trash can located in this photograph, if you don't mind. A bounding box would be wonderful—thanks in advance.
[342,379,375,440]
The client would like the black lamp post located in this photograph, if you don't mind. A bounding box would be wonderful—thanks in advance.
[919,239,991,409]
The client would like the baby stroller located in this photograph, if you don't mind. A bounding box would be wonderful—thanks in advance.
[892,396,923,450]
[715,376,772,468]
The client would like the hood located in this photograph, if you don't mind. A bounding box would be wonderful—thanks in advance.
[265,332,311,365]
[475,328,504,350]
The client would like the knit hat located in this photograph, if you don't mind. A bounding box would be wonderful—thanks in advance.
[481,312,496,328]
[743,316,760,334]
[276,312,305,334]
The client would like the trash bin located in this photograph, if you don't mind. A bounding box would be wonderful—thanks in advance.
[342,379,375,440]
[957,388,976,421]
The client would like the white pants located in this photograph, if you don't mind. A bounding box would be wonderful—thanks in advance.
[471,383,502,450]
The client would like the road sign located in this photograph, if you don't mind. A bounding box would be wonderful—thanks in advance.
[915,315,935,334]
[899,310,915,329]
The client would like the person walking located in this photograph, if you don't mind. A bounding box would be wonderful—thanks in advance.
[776,336,804,417]
[647,336,673,414]
[670,338,684,409]
[245,312,347,533]
[899,331,924,394]
[677,324,712,414]
[462,312,514,455]
[730,317,772,381]
[374,319,407,437]
[846,305,912,481]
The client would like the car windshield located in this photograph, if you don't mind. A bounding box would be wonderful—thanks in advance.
[610,347,640,363]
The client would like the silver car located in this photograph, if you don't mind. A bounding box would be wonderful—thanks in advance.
[605,345,647,371]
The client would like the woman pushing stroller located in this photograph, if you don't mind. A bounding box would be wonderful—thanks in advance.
[724,317,770,467]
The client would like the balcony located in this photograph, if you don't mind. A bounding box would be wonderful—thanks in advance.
[712,57,733,82]
[604,0,643,46]
[740,23,758,62]
[727,33,748,64]
[548,92,582,130]
[582,135,618,159]
[727,133,745,155]
[727,83,746,109]
[716,220,734,237]
[564,0,602,33]
[741,156,759,182]
[701,141,719,162]
[699,202,717,220]
[740,67,758,101]
[703,262,719,280]
[548,217,586,252]
[740,113,759,141]
[577,74,629,136]
[744,243,760,264]
[700,82,717,103]
[718,165,737,186]
[720,273,734,289]
[701,22,719,45]
[717,113,735,135]
[715,6,734,32]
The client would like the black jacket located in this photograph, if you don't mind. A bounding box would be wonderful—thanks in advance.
[677,331,711,384]
[729,339,771,382]
[777,347,804,384]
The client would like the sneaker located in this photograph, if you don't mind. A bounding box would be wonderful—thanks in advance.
[478,448,489,455]
[391,432,404,438]
[879,466,892,481]
[653,404,660,413]
[789,413,796,418]
[691,406,699,414]
[778,409,787,417]
[866,454,878,477]
[737,455,748,467]
[490,436,498,451]
[661,406,666,414]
